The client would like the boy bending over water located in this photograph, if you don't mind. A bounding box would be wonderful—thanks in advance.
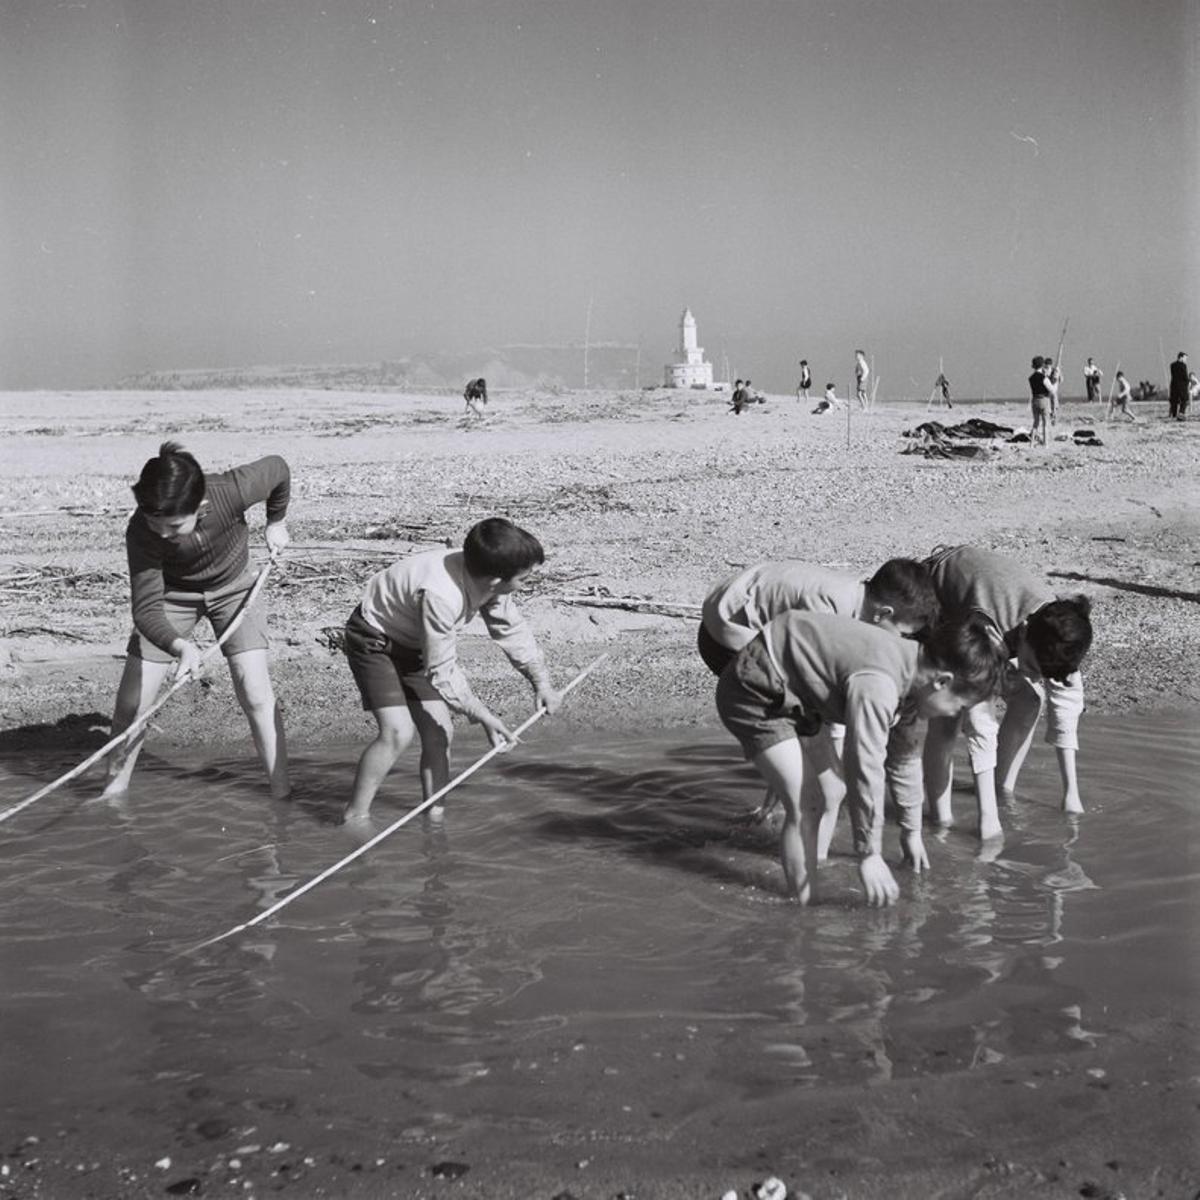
[699,558,939,856]
[104,442,292,797]
[923,544,1093,840]
[342,518,561,822]
[716,611,1003,906]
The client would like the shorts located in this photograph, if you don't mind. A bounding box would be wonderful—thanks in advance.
[1030,395,1051,418]
[697,622,737,676]
[127,572,268,663]
[343,605,441,711]
[715,638,822,760]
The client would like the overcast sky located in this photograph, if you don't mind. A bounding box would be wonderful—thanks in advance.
[2,0,1195,396]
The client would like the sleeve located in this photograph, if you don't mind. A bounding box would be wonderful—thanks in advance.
[126,522,179,654]
[841,672,901,858]
[419,590,490,721]
[1045,671,1084,751]
[885,711,926,834]
[229,456,291,523]
[478,594,550,689]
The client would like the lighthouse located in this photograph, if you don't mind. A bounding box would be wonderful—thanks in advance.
[663,308,714,388]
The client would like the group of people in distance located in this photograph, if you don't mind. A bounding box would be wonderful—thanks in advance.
[795,352,873,413]
[106,443,1092,910]
[700,548,1092,906]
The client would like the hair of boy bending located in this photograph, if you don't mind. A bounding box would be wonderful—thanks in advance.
[865,558,939,630]
[1025,595,1093,684]
[923,614,1007,703]
[131,441,206,517]
[463,517,545,581]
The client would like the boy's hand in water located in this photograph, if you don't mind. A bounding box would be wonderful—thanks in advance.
[535,683,563,715]
[859,853,900,906]
[479,710,519,750]
[900,830,930,873]
[171,640,204,681]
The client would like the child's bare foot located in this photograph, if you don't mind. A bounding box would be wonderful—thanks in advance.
[270,782,293,801]
[342,805,372,825]
[979,817,1003,842]
[1061,794,1084,816]
[100,776,130,800]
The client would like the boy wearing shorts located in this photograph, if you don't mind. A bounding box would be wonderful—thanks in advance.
[342,517,560,822]
[716,611,1003,906]
[922,544,1093,840]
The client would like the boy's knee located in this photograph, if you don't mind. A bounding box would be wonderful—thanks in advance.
[238,687,277,718]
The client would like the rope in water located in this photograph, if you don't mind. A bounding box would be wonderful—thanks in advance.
[181,652,609,957]
[0,555,278,826]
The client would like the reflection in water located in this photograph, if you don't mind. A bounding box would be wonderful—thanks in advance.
[0,717,1195,1153]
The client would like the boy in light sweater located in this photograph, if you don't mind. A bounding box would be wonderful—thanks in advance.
[342,518,560,822]
[716,611,1004,906]
[923,545,1093,840]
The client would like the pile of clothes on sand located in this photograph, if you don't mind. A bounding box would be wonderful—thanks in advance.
[901,418,1103,459]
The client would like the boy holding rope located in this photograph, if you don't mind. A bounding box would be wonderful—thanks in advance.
[342,517,561,823]
[103,443,292,798]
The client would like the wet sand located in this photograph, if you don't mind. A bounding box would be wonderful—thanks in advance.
[1,387,1198,1197]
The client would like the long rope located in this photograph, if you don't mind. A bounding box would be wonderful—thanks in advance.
[0,556,278,826]
[182,653,609,956]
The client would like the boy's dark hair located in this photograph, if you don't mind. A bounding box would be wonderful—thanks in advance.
[865,558,938,630]
[463,517,545,580]
[132,441,206,517]
[1031,356,1044,369]
[923,614,1005,703]
[1025,596,1093,683]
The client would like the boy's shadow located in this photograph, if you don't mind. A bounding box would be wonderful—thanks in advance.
[496,750,782,890]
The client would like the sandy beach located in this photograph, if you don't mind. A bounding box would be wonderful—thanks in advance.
[1,387,1198,1199]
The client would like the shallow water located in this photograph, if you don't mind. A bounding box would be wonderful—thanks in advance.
[0,715,1197,1183]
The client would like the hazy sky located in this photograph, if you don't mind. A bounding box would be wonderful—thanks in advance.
[2,0,1196,395]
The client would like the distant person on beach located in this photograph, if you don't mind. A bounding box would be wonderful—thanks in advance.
[715,611,1004,905]
[855,350,870,410]
[463,377,488,418]
[1083,358,1103,405]
[935,371,953,407]
[812,382,842,414]
[1169,352,1189,419]
[1028,356,1052,445]
[1043,355,1061,423]
[341,518,561,824]
[922,545,1093,842]
[1189,372,1200,417]
[796,359,812,401]
[102,443,292,799]
[1109,370,1135,422]
[700,558,939,859]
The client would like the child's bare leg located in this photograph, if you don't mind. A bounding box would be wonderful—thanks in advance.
[922,713,961,826]
[228,649,291,799]
[995,675,1044,800]
[410,698,453,805]
[810,729,847,860]
[752,739,813,903]
[963,698,1003,840]
[346,705,415,820]
[102,655,173,796]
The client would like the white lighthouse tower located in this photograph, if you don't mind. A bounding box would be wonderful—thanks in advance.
[663,308,714,388]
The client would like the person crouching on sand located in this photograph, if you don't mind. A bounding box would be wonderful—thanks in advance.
[103,442,292,798]
[699,557,939,859]
[922,545,1093,841]
[341,517,561,823]
[715,611,1004,906]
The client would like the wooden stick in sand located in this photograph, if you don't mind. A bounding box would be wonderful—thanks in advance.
[179,653,610,957]
[0,556,278,826]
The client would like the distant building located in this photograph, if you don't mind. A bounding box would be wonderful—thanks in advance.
[663,308,714,388]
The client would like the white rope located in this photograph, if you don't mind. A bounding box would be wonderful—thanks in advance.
[0,556,278,826]
[181,653,610,956]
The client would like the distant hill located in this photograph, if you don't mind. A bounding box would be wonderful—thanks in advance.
[115,343,662,392]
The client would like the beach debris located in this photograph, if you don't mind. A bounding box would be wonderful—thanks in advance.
[555,589,701,619]
[721,1191,739,1200]
[155,1156,172,1170]
[165,1179,202,1196]
[429,1160,470,1180]
[902,418,1014,440]
[754,1176,788,1200]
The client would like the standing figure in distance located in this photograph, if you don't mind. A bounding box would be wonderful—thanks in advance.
[1043,355,1061,424]
[855,350,870,410]
[1168,352,1190,419]
[935,370,953,408]
[796,359,812,402]
[1083,357,1103,405]
[463,377,489,419]
[1108,370,1135,422]
[1028,356,1052,445]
